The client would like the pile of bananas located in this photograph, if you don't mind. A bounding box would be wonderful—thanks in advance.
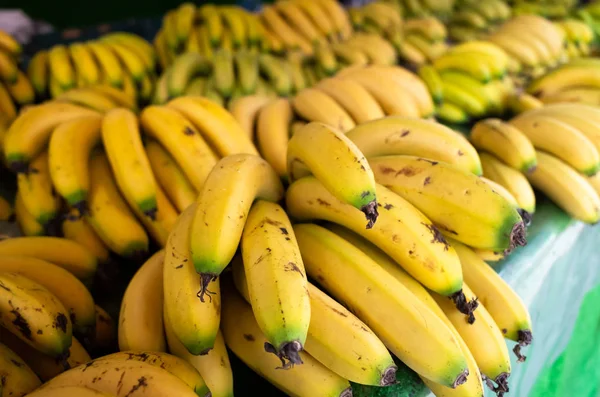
[554,18,595,60]
[27,32,156,102]
[512,0,575,19]
[384,0,455,17]
[527,58,600,106]
[578,1,600,38]
[447,0,511,43]
[395,17,449,65]
[0,30,35,123]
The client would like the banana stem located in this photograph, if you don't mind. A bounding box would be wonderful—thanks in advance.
[197,274,218,303]
[381,365,398,386]
[450,290,479,324]
[513,329,533,362]
[482,373,511,397]
[452,369,469,389]
[361,201,379,229]
[264,340,304,369]
[507,221,527,254]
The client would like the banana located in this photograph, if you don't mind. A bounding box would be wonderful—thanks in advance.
[451,41,509,70]
[62,209,110,263]
[258,54,292,96]
[153,68,171,105]
[497,29,554,66]
[213,49,235,98]
[395,39,427,66]
[256,98,292,178]
[163,203,221,355]
[146,140,197,213]
[510,112,600,176]
[527,150,600,223]
[406,34,448,62]
[93,305,114,349]
[319,0,352,39]
[235,50,259,95]
[261,5,311,53]
[198,4,223,47]
[138,72,154,104]
[154,30,171,69]
[135,182,178,248]
[450,10,488,29]
[0,195,12,221]
[221,6,247,49]
[315,43,338,76]
[262,25,284,54]
[86,152,149,258]
[167,95,258,156]
[294,223,468,387]
[345,34,397,66]
[479,176,519,209]
[528,63,600,98]
[184,25,201,53]
[222,280,352,396]
[434,52,493,83]
[540,87,600,106]
[16,151,60,225]
[0,272,72,358]
[295,0,336,39]
[286,177,475,311]
[487,34,540,69]
[6,70,35,105]
[164,315,234,397]
[40,356,200,397]
[118,250,166,352]
[26,386,112,397]
[331,42,368,66]
[470,118,537,173]
[174,2,196,44]
[14,192,44,236]
[48,45,76,89]
[287,122,378,222]
[27,50,48,98]
[508,92,544,114]
[275,1,322,44]
[238,201,310,366]
[168,52,212,97]
[228,95,271,139]
[183,76,206,96]
[0,81,16,120]
[102,41,146,83]
[0,342,41,396]
[56,88,119,112]
[502,15,564,59]
[0,329,90,382]
[101,32,156,73]
[479,152,536,215]
[3,101,100,173]
[291,88,356,132]
[346,116,482,175]
[316,77,385,124]
[233,259,396,386]
[451,240,533,361]
[326,224,485,397]
[441,78,487,117]
[418,65,443,105]
[119,70,138,101]
[287,54,306,94]
[245,12,264,48]
[432,283,511,394]
[0,30,21,55]
[48,115,103,210]
[102,108,157,218]
[440,71,502,115]
[86,41,124,88]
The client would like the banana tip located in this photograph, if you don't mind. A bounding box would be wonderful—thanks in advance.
[361,200,379,229]
[450,290,479,324]
[340,387,353,397]
[380,365,398,386]
[517,209,532,227]
[452,368,469,389]
[264,340,304,369]
[508,221,527,253]
[494,372,510,397]
[513,329,533,362]
[8,160,29,174]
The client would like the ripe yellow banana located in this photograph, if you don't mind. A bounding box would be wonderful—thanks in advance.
[48,115,103,209]
[86,41,124,88]
[434,51,493,83]
[212,48,235,98]
[167,95,258,156]
[175,2,196,44]
[0,272,72,358]
[189,154,283,298]
[319,0,352,39]
[118,250,166,352]
[527,150,600,223]
[25,386,112,396]
[56,88,120,112]
[93,305,114,350]
[258,53,292,96]
[14,192,44,236]
[3,102,99,173]
[47,45,75,90]
[528,64,600,98]
[256,98,292,179]
[291,87,356,132]
[0,342,41,396]
[488,34,540,69]
[25,50,47,97]
[432,283,511,394]
[345,34,397,66]
[287,122,378,224]
[102,41,147,83]
[510,112,600,176]
[470,118,537,173]
[68,43,101,86]
[62,208,110,263]
[294,0,336,39]
[102,108,158,218]
[261,5,310,53]
[101,32,156,73]
[237,201,310,366]
[7,70,35,105]
[85,152,149,258]
[139,105,218,191]
[316,77,385,124]
[0,81,16,120]
[369,155,525,251]
[275,1,322,45]
[0,30,21,55]
[221,6,248,49]
[89,84,137,111]
[0,255,95,336]
[236,50,260,95]
[17,151,60,226]
[40,356,199,397]
[221,280,353,397]
[346,116,482,175]
[168,52,212,97]
[135,182,178,247]
[164,202,221,355]
[228,95,272,138]
[294,223,468,387]
[451,240,533,361]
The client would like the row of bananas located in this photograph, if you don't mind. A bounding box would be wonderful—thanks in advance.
[511,0,574,19]
[554,18,595,60]
[0,30,35,123]
[27,32,156,103]
[384,0,455,17]
[447,0,512,43]
[395,17,449,66]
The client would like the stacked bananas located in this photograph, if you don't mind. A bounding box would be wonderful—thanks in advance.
[396,17,449,66]
[526,58,600,106]
[420,41,515,124]
[109,115,531,397]
[28,32,156,103]
[512,0,574,19]
[0,235,122,396]
[447,0,512,43]
[0,30,35,122]
[554,19,595,60]
[578,1,600,39]
[383,0,455,17]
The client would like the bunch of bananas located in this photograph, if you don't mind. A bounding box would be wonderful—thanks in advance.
[395,17,449,66]
[447,0,512,43]
[554,18,595,60]
[512,0,574,19]
[578,1,600,39]
[28,32,156,103]
[382,0,455,17]
[348,0,402,37]
[0,30,35,122]
[419,41,515,124]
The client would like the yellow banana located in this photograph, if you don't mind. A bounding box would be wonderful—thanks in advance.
[89,84,137,111]
[221,280,353,396]
[85,152,149,258]
[183,76,206,96]
[331,42,368,66]
[146,140,197,212]
[213,48,235,98]
[316,77,385,124]
[101,32,156,73]
[25,386,112,397]
[256,97,292,178]
[93,305,115,350]
[318,0,352,39]
[345,34,397,66]
[235,50,259,95]
[118,250,166,352]
[0,81,16,120]
[291,88,356,132]
[275,1,323,44]
[527,150,600,223]
[0,342,41,396]
[261,6,313,54]
[294,223,469,387]
[17,151,60,225]
[163,203,220,355]
[258,53,292,96]
[0,30,21,55]
[68,43,101,86]
[6,70,35,105]
[508,92,544,115]
[47,45,75,90]
[102,41,146,83]
[295,0,336,39]
[14,192,44,236]
[27,50,48,98]
[56,88,120,112]
[528,64,600,98]
[168,52,212,97]
[198,4,223,47]
[163,9,180,50]
[221,6,248,49]
[188,154,283,298]
[0,48,17,84]
[139,105,218,191]
[175,2,196,43]
[228,95,272,138]
[135,183,178,247]
[62,208,110,263]
[86,41,124,88]
[346,116,482,175]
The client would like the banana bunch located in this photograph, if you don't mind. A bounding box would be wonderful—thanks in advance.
[28,32,156,103]
[527,58,600,106]
[486,15,565,77]
[554,19,595,60]
[396,17,449,66]
[512,0,573,19]
[448,0,512,43]
[424,41,515,124]
[348,0,402,38]
[382,0,455,17]
[0,29,34,121]
[578,1,600,39]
